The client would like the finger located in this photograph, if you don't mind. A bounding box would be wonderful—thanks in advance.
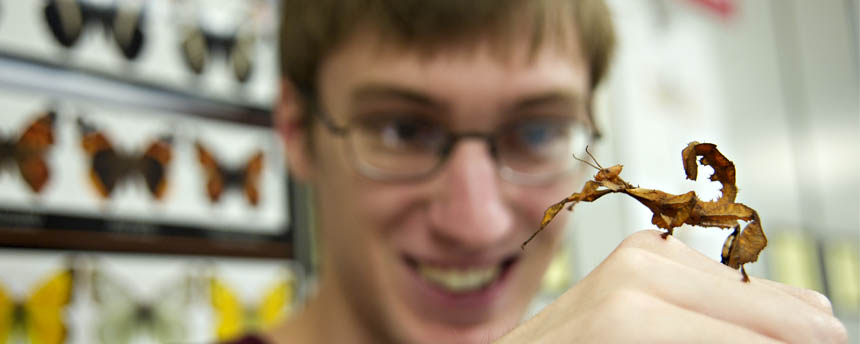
[605,246,844,344]
[751,278,835,315]
[622,230,835,314]
[498,289,782,344]
[594,290,782,344]
[620,230,746,280]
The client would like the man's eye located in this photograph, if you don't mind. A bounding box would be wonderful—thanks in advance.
[511,121,566,151]
[357,115,445,151]
[519,123,556,146]
[381,119,422,144]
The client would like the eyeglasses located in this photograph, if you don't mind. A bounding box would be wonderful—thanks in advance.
[43,0,145,60]
[314,107,598,185]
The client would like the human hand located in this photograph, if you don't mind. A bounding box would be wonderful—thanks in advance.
[498,230,847,343]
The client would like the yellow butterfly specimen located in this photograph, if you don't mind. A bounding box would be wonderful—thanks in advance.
[209,274,296,341]
[0,269,74,344]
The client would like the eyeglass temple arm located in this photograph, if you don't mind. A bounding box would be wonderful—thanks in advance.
[309,102,349,136]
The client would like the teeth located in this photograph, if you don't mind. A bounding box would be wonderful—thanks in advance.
[417,264,501,293]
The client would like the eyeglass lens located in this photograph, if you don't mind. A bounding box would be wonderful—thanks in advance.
[340,113,592,183]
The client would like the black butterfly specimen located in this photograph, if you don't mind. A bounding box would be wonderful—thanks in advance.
[43,0,145,60]
[77,118,172,200]
[180,24,255,82]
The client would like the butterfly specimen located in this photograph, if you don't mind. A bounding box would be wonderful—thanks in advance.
[209,274,295,341]
[77,118,173,200]
[523,142,767,282]
[0,269,74,344]
[194,140,264,206]
[180,24,255,83]
[90,268,191,344]
[43,0,145,60]
[0,111,56,193]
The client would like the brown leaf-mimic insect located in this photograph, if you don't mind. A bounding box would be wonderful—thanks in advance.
[522,142,767,282]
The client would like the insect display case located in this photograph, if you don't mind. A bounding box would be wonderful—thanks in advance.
[0,0,310,342]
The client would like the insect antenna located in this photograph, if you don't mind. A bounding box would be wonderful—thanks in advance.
[572,145,603,170]
[584,146,605,169]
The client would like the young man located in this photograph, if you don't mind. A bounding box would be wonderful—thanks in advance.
[264,0,847,343]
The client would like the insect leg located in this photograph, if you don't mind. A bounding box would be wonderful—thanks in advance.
[660,228,674,239]
[740,265,750,283]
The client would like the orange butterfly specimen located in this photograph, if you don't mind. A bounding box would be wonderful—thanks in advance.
[195,140,264,206]
[77,118,173,200]
[0,111,56,193]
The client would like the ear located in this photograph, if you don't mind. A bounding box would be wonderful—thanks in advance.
[274,79,313,182]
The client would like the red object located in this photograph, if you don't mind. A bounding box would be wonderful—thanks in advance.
[687,0,735,19]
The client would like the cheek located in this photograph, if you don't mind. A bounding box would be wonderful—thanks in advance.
[312,132,418,251]
[311,135,374,252]
[508,176,580,230]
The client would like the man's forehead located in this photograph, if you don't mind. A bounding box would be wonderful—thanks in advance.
[328,25,587,71]
[320,28,590,95]
[348,83,585,111]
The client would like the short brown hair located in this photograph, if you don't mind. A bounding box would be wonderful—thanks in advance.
[279,0,615,112]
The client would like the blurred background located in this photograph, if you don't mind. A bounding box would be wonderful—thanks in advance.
[0,0,856,343]
[0,0,305,343]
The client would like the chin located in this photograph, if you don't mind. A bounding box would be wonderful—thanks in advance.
[398,315,519,344]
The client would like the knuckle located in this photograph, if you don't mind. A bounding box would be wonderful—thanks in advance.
[599,289,656,317]
[831,321,849,343]
[813,314,849,344]
[587,290,661,342]
[798,310,849,344]
[618,230,663,249]
[805,289,836,314]
[608,246,654,277]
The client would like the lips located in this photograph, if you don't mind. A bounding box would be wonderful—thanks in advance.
[404,256,518,294]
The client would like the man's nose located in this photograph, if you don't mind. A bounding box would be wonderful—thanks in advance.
[427,141,514,249]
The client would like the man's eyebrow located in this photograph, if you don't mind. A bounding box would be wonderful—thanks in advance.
[509,91,583,112]
[350,84,445,111]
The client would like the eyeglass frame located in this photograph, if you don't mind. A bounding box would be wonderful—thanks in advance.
[308,99,602,185]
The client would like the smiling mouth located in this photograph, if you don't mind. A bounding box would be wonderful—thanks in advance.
[404,256,518,293]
